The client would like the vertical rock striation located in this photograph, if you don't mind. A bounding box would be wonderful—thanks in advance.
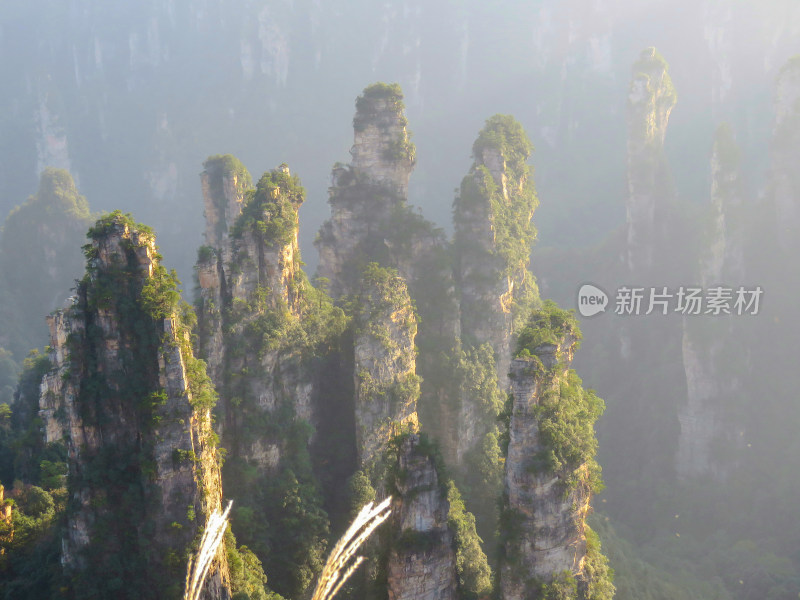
[38,212,230,599]
[387,435,457,600]
[353,265,420,471]
[449,115,539,471]
[769,57,800,250]
[626,47,676,273]
[500,303,612,600]
[195,158,346,600]
[678,124,745,479]
[195,159,317,468]
[316,82,444,299]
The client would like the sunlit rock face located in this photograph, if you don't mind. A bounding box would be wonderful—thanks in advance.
[38,214,230,598]
[625,47,676,273]
[500,305,611,600]
[352,267,420,470]
[316,83,419,299]
[195,158,313,471]
[450,115,539,468]
[502,341,588,598]
[387,434,457,600]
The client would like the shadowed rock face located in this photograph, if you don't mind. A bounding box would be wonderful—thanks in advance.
[387,435,457,600]
[39,214,230,599]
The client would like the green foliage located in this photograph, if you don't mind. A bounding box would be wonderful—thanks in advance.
[515,300,581,357]
[197,245,217,263]
[4,351,53,486]
[0,348,18,406]
[232,166,304,247]
[0,168,92,359]
[86,209,153,240]
[454,114,539,325]
[471,114,533,181]
[581,526,615,600]
[226,527,285,600]
[446,481,492,600]
[204,154,253,190]
[203,154,253,241]
[227,461,329,600]
[532,370,604,492]
[140,265,181,320]
[346,470,376,520]
[354,82,407,131]
[0,483,67,597]
[542,571,578,600]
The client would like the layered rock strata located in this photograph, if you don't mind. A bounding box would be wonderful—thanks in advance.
[353,265,420,471]
[501,305,611,600]
[39,213,230,599]
[387,435,457,600]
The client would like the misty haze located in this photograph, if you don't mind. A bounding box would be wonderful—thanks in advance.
[0,2,797,599]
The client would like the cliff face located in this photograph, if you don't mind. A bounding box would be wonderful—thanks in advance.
[195,158,349,600]
[449,115,539,472]
[196,159,313,468]
[500,304,611,600]
[38,213,229,599]
[387,435,457,600]
[454,115,539,384]
[677,124,745,480]
[316,83,445,299]
[626,48,677,273]
[353,266,420,471]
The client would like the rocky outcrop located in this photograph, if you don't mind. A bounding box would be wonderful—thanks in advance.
[195,160,313,468]
[316,82,437,299]
[501,304,611,600]
[353,266,420,471]
[387,435,457,600]
[450,115,539,466]
[38,212,230,599]
[626,47,676,272]
[677,124,745,480]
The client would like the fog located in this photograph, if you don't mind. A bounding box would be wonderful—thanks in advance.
[2,1,800,598]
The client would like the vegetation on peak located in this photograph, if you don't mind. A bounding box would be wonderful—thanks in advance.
[630,47,676,107]
[456,115,538,288]
[471,114,533,173]
[231,166,304,246]
[354,82,407,131]
[358,82,404,105]
[86,209,154,241]
[203,154,253,189]
[777,53,800,78]
[0,168,92,360]
[28,168,90,219]
[515,300,581,358]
